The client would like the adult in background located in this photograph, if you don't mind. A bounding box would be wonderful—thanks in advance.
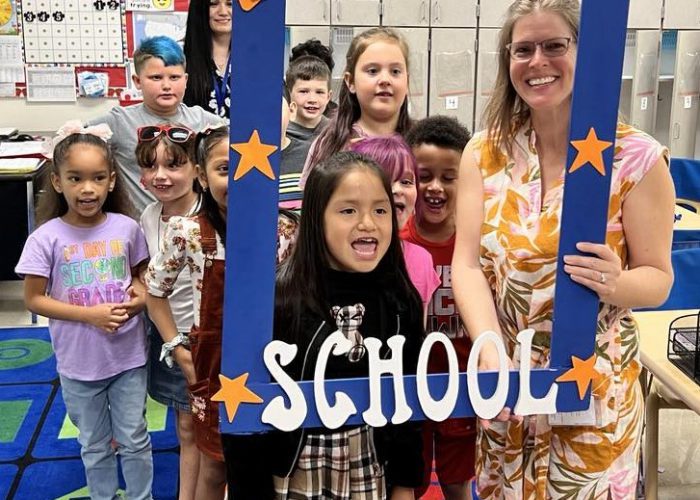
[451,0,675,498]
[183,0,232,119]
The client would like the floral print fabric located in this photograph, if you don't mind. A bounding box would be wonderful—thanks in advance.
[146,216,226,329]
[470,123,667,499]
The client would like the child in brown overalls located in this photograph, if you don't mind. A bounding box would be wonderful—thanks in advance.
[146,126,230,499]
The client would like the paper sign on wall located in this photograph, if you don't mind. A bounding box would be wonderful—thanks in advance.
[25,66,76,102]
[126,0,174,11]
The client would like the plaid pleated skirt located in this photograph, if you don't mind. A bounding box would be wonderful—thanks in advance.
[273,426,385,500]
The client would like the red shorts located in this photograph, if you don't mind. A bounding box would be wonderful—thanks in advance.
[416,418,477,497]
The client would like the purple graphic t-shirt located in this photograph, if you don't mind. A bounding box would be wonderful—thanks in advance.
[15,213,149,381]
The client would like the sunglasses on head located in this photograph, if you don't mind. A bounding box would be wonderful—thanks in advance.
[137,125,194,143]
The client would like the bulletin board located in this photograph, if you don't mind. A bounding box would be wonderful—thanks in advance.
[0,0,190,100]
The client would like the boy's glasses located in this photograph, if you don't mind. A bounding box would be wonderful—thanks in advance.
[505,37,573,61]
[137,125,194,143]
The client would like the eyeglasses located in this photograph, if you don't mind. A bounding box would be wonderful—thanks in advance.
[137,125,194,143]
[505,37,573,61]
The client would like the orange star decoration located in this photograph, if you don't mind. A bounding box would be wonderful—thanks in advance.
[238,0,262,11]
[568,127,613,176]
[231,130,278,181]
[556,354,600,400]
[211,373,264,423]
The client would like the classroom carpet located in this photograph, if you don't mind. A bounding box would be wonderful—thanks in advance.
[0,327,179,500]
[0,326,449,499]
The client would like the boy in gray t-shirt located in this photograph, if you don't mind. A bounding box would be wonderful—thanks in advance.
[87,36,225,213]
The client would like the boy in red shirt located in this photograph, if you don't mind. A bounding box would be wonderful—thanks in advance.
[402,116,474,500]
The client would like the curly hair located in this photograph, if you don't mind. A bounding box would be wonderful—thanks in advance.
[289,38,334,72]
[405,115,472,153]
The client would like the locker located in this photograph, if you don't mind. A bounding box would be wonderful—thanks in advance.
[429,28,477,130]
[382,0,429,28]
[474,28,500,131]
[629,30,660,134]
[663,0,700,30]
[332,0,380,26]
[669,30,700,157]
[477,0,511,29]
[431,0,477,28]
[329,27,357,99]
[393,28,429,118]
[285,0,330,25]
[627,0,662,29]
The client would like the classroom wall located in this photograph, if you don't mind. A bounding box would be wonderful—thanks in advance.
[0,98,118,133]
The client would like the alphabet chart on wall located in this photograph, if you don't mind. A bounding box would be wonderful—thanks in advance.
[20,0,125,64]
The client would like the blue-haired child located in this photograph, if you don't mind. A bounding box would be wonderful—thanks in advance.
[87,36,225,214]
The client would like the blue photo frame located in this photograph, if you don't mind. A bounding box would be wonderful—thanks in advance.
[218,0,631,434]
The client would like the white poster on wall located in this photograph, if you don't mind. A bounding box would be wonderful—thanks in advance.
[132,12,188,47]
[25,66,77,102]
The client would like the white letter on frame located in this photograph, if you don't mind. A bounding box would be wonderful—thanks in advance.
[513,328,558,415]
[467,331,509,420]
[261,341,307,431]
[362,335,413,426]
[417,332,459,422]
[314,331,358,429]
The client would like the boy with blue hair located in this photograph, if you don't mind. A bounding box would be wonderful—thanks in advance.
[87,36,225,213]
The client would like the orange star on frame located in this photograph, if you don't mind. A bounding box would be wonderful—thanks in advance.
[556,354,600,400]
[211,373,264,423]
[239,0,262,11]
[231,130,278,181]
[568,127,613,176]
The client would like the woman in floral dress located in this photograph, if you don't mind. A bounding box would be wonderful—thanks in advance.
[451,1,676,498]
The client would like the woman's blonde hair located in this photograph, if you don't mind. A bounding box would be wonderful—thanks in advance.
[483,0,580,157]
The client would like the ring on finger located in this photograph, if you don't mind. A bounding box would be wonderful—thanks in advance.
[599,271,606,284]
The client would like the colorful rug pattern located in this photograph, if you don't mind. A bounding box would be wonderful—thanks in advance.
[0,327,179,500]
[0,326,453,499]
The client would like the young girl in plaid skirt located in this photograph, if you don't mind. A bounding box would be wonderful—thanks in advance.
[224,152,425,499]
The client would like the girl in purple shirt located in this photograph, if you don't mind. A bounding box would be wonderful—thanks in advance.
[15,123,153,500]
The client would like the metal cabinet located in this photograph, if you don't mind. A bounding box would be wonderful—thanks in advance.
[430,0,477,28]
[394,28,429,118]
[663,0,700,30]
[382,0,429,27]
[285,0,331,25]
[668,30,700,157]
[429,28,477,129]
[629,30,661,134]
[328,27,364,98]
[627,0,662,29]
[474,28,500,131]
[332,0,381,26]
[477,0,511,29]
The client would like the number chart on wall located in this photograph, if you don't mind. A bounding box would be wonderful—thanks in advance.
[20,0,125,64]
